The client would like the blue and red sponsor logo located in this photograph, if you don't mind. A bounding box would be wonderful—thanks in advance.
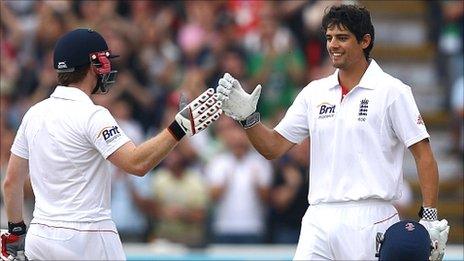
[98,126,121,143]
[318,102,336,119]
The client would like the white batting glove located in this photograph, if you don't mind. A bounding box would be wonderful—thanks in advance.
[419,219,450,261]
[168,88,222,141]
[216,73,261,121]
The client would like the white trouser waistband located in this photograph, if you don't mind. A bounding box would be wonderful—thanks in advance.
[312,198,393,207]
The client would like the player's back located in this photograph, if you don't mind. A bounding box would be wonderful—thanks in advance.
[16,88,112,223]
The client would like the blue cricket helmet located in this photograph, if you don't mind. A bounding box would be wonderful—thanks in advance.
[53,28,115,71]
[377,220,432,260]
[53,28,118,93]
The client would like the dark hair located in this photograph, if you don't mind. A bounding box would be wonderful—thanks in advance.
[57,65,90,86]
[321,4,375,60]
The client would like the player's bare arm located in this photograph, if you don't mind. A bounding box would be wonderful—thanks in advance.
[244,123,295,160]
[408,138,439,208]
[2,154,29,261]
[217,73,295,159]
[108,129,177,176]
[3,154,29,223]
[409,138,449,261]
[109,88,222,176]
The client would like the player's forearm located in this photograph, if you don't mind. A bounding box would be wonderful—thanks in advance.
[3,155,28,223]
[3,177,24,223]
[130,129,178,175]
[416,155,439,208]
[244,122,287,160]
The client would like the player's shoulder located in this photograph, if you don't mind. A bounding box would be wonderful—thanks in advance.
[294,73,337,103]
[303,72,338,93]
[379,71,412,96]
[371,60,411,92]
[86,104,112,119]
[21,98,52,121]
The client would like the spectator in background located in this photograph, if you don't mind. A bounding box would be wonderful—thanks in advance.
[226,0,263,39]
[451,76,464,161]
[29,50,57,105]
[427,0,463,108]
[104,98,152,243]
[206,117,272,244]
[269,138,309,244]
[137,9,181,130]
[242,1,306,120]
[301,0,341,81]
[148,144,209,247]
[210,45,250,95]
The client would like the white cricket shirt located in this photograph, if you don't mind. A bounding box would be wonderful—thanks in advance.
[11,86,130,222]
[206,150,272,234]
[275,60,429,205]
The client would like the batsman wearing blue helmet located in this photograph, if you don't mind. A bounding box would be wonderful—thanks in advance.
[1,28,222,260]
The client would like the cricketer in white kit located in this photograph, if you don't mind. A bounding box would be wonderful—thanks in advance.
[217,4,449,261]
[1,28,222,260]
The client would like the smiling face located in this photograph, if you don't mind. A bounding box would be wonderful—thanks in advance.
[325,23,371,70]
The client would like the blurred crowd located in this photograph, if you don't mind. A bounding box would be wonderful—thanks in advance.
[0,0,462,246]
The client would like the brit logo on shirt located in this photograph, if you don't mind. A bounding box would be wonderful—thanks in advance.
[358,98,369,121]
[317,102,336,119]
[98,126,121,144]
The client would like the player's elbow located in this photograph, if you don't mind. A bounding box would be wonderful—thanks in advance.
[3,175,19,195]
[261,151,279,160]
[129,165,151,177]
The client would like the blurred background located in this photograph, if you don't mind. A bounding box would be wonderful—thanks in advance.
[0,0,462,260]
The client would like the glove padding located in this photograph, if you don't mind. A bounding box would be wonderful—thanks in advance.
[168,88,222,140]
[216,73,261,121]
[419,219,450,261]
[1,232,27,261]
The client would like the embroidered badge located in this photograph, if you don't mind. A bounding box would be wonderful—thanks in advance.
[358,98,369,121]
[404,222,415,231]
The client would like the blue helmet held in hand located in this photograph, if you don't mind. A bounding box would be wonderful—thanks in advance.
[376,220,432,260]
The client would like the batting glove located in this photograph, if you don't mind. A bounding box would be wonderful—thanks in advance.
[216,73,261,121]
[168,88,222,141]
[1,222,27,261]
[418,207,450,261]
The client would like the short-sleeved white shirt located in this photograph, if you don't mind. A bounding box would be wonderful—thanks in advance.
[206,150,272,234]
[275,60,429,205]
[11,86,130,222]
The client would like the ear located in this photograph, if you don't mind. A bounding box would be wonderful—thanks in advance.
[361,34,371,49]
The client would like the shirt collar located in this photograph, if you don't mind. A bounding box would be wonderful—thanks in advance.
[328,59,383,90]
[50,86,94,104]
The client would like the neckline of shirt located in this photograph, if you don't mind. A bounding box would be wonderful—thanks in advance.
[50,86,94,104]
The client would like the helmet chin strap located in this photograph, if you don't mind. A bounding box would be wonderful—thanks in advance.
[91,71,118,94]
[91,75,108,94]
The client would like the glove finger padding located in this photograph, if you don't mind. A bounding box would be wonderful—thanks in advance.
[420,219,450,261]
[191,94,220,118]
[216,73,261,121]
[185,88,214,110]
[169,88,222,140]
[194,108,222,132]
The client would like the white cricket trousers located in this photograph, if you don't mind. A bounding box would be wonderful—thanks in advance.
[25,219,126,260]
[293,199,399,260]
